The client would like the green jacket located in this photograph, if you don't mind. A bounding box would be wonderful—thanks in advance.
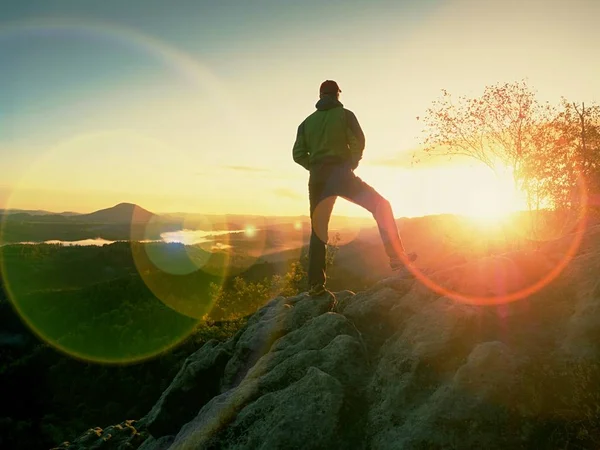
[292,95,365,170]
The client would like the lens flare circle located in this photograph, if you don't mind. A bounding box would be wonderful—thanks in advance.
[221,215,269,277]
[141,215,212,276]
[408,173,589,305]
[311,196,362,247]
[0,20,242,363]
[132,213,230,320]
[0,18,240,123]
[0,243,199,365]
[1,142,198,363]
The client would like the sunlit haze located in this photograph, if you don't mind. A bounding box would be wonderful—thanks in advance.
[1,0,598,218]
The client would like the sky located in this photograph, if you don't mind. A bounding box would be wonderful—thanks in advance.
[1,0,599,217]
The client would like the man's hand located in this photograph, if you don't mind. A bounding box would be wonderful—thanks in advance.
[293,123,310,170]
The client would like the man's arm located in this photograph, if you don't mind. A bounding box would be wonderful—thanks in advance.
[292,122,310,170]
[345,110,365,169]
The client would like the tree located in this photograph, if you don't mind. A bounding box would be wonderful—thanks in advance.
[561,101,600,196]
[520,99,600,214]
[417,80,556,189]
[417,81,600,213]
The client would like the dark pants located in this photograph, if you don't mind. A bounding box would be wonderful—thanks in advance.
[308,162,407,288]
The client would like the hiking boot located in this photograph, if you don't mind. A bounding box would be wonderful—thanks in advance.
[390,252,418,278]
[393,264,416,278]
[308,285,338,311]
[308,284,330,298]
[390,252,418,271]
[307,285,338,311]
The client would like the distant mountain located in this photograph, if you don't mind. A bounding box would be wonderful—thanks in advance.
[2,213,71,223]
[0,209,57,216]
[78,203,157,223]
[0,209,81,218]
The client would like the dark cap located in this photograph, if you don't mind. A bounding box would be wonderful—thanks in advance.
[319,80,341,95]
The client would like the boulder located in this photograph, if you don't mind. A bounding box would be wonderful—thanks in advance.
[139,339,232,437]
[220,293,339,390]
[562,276,600,359]
[138,436,174,450]
[170,313,369,449]
[172,367,345,450]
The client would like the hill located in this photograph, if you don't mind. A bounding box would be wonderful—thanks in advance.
[77,203,156,224]
[0,203,167,243]
[0,208,56,216]
[1,203,155,225]
[54,221,600,449]
[0,212,71,223]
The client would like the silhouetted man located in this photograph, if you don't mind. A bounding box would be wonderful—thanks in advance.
[293,80,417,297]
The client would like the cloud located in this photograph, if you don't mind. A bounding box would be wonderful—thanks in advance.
[368,148,474,169]
[368,154,416,168]
[194,165,269,176]
[224,165,269,173]
[0,185,11,209]
[273,188,303,200]
[194,166,303,181]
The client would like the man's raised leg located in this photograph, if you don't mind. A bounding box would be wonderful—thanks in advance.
[339,171,417,271]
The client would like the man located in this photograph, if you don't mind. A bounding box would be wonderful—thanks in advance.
[293,80,417,297]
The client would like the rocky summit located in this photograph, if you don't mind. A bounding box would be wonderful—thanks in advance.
[53,225,600,450]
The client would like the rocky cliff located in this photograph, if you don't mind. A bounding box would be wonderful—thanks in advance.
[54,225,600,449]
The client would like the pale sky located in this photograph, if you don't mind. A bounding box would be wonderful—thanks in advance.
[1,0,598,217]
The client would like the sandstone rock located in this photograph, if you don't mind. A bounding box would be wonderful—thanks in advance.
[171,367,345,450]
[366,342,522,450]
[170,313,369,449]
[329,289,355,312]
[365,297,503,449]
[392,297,483,369]
[140,339,232,438]
[138,435,174,450]
[453,341,518,403]
[368,382,523,450]
[221,293,339,390]
[342,283,414,351]
[561,281,600,359]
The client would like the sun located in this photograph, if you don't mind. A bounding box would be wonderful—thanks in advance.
[461,186,516,221]
[336,160,528,222]
[457,162,527,223]
[387,160,528,220]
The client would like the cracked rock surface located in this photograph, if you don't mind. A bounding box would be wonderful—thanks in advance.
[58,225,600,449]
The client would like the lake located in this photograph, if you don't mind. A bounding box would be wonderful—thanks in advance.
[3,229,244,248]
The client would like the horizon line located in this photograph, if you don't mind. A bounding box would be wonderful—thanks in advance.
[0,201,546,222]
